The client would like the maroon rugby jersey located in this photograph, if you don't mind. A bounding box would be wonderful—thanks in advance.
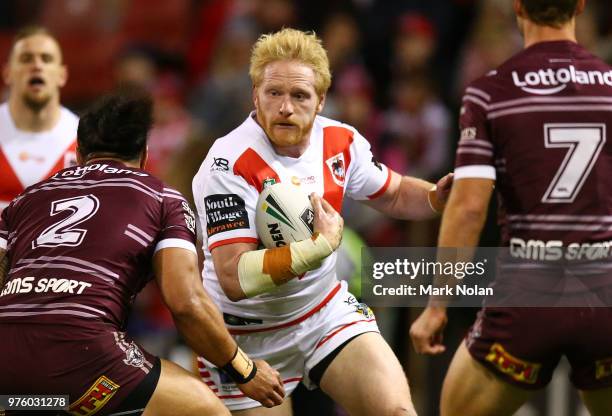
[0,160,197,328]
[456,41,612,252]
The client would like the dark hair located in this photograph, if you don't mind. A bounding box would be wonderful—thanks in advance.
[520,0,579,27]
[77,89,153,161]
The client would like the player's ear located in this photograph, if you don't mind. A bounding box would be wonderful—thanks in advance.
[252,86,259,108]
[575,0,586,15]
[2,63,10,86]
[316,93,326,113]
[513,0,524,17]
[140,146,148,170]
[57,64,68,88]
[76,147,84,165]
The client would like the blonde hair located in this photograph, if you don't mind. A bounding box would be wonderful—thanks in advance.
[250,28,331,96]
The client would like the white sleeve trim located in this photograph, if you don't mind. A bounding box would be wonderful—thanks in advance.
[154,238,197,254]
[0,238,6,250]
[454,165,496,180]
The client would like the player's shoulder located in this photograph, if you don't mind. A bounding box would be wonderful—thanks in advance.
[316,114,357,134]
[58,106,79,133]
[194,114,270,186]
[0,102,14,135]
[315,114,366,148]
[205,115,263,166]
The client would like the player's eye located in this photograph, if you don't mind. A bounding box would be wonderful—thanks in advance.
[41,53,54,63]
[19,53,33,63]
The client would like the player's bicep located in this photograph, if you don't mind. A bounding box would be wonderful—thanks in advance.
[361,170,402,214]
[153,247,202,315]
[211,242,258,300]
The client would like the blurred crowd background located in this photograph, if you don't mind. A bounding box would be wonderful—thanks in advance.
[1,1,611,415]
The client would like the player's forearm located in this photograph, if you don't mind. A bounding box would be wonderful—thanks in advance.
[172,289,237,367]
[233,233,333,299]
[371,174,438,220]
[426,205,486,309]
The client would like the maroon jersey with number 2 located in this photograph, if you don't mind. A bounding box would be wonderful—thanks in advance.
[0,160,197,415]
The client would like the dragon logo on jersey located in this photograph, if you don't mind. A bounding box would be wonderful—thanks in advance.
[326,153,346,186]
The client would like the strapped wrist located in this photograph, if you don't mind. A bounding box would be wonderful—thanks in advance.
[428,185,444,214]
[221,346,257,384]
[237,233,334,298]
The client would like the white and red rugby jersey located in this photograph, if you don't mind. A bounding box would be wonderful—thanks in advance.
[0,103,78,211]
[192,113,391,328]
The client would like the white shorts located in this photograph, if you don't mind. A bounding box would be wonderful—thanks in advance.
[197,281,379,411]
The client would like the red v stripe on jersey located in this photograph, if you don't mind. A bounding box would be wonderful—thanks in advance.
[47,140,77,180]
[322,126,353,211]
[0,148,24,203]
[233,148,280,192]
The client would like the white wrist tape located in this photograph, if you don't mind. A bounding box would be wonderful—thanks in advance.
[237,233,334,298]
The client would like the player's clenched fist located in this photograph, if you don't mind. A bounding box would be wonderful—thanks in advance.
[310,193,344,251]
[409,306,448,355]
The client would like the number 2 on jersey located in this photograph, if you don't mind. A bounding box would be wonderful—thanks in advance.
[32,195,100,249]
[542,123,606,203]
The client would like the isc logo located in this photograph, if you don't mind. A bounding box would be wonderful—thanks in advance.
[267,223,286,247]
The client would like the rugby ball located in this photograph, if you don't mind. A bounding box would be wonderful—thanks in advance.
[256,182,314,248]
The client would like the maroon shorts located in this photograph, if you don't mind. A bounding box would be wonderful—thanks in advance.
[0,323,157,415]
[466,307,612,390]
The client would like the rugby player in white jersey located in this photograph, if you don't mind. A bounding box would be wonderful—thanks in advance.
[193,28,453,416]
[0,25,78,212]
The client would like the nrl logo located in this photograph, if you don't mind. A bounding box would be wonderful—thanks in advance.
[262,177,277,189]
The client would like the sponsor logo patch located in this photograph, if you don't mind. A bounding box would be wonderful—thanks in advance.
[355,302,374,319]
[205,194,249,237]
[460,127,477,140]
[511,65,612,95]
[211,157,230,172]
[485,343,540,384]
[262,177,277,189]
[182,201,196,233]
[69,375,120,415]
[371,156,383,171]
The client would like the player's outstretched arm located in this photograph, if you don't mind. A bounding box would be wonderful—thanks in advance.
[365,171,454,220]
[153,247,285,407]
[410,178,493,355]
[212,194,344,301]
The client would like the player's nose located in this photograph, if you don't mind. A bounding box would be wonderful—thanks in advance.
[278,97,293,116]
